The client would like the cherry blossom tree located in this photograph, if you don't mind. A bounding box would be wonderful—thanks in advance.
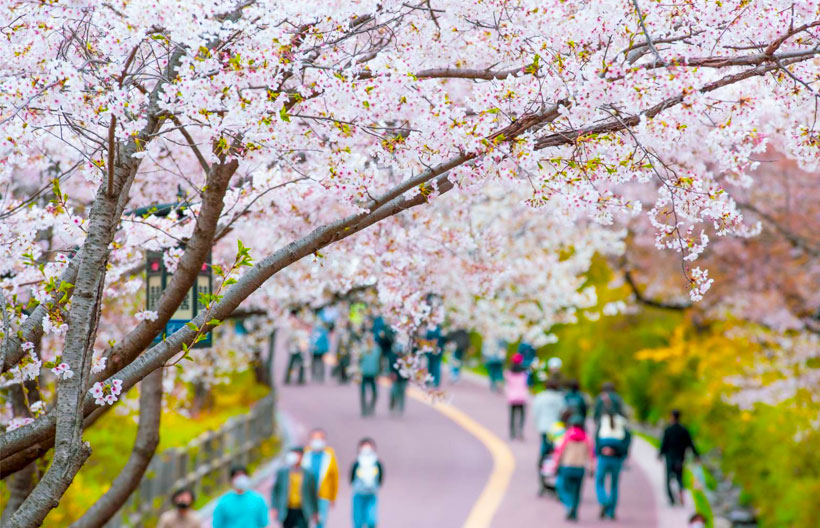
[1,0,820,524]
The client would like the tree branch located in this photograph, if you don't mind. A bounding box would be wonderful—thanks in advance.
[535,54,817,150]
[623,268,692,311]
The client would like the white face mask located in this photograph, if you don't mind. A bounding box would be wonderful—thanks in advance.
[358,446,377,462]
[310,438,326,451]
[689,523,705,528]
[285,451,301,467]
[232,475,251,491]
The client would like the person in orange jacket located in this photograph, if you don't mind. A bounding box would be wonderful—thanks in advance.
[301,428,340,528]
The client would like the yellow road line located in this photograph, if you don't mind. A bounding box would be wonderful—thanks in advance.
[407,386,515,528]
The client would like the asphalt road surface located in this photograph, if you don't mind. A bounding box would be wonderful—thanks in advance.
[203,355,665,527]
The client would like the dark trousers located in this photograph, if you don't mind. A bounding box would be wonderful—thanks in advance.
[311,354,325,382]
[665,457,685,504]
[426,352,442,387]
[509,403,525,439]
[335,355,351,383]
[283,508,308,528]
[540,433,554,458]
[360,376,378,416]
[487,362,503,391]
[390,378,407,415]
[285,353,305,384]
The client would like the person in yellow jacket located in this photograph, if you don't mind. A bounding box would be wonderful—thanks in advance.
[302,428,340,528]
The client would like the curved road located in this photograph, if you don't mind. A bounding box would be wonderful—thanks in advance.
[202,355,666,527]
[270,360,658,527]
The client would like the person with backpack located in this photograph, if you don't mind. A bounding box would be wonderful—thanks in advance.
[659,409,700,506]
[593,382,625,427]
[595,410,631,520]
[350,438,384,528]
[564,379,588,422]
[550,415,595,521]
[309,322,330,383]
[505,353,529,440]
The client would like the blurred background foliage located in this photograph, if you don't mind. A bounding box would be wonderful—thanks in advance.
[533,255,820,528]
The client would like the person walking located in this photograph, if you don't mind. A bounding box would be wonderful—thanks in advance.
[482,337,506,392]
[551,415,595,521]
[284,311,309,385]
[446,329,471,384]
[213,466,269,528]
[387,341,408,416]
[546,356,566,390]
[564,379,588,421]
[309,322,330,383]
[359,335,381,417]
[302,429,340,528]
[350,438,384,528]
[505,353,529,440]
[157,488,199,528]
[532,378,566,456]
[423,324,445,387]
[659,409,700,506]
[272,447,319,528]
[517,341,537,385]
[333,321,354,384]
[372,316,395,357]
[595,411,631,520]
[593,381,625,427]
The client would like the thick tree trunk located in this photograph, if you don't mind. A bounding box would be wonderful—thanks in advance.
[69,369,163,528]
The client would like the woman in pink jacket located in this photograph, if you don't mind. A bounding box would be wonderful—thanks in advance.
[551,415,596,521]
[505,353,529,440]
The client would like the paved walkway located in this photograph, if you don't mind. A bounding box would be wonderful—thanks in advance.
[202,358,691,527]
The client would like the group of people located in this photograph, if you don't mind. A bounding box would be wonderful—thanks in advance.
[492,348,701,523]
[529,375,632,521]
[164,428,385,528]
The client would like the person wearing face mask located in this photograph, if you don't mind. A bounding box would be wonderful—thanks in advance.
[272,447,319,528]
[688,512,708,528]
[213,466,269,528]
[157,488,199,528]
[301,429,339,528]
[350,438,384,528]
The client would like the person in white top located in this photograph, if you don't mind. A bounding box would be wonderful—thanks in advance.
[532,378,566,456]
